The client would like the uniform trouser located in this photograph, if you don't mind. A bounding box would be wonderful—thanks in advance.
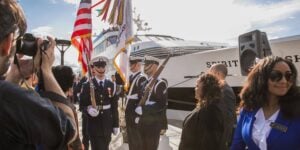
[90,136,111,150]
[82,113,90,150]
[162,109,168,130]
[126,115,142,150]
[139,124,161,150]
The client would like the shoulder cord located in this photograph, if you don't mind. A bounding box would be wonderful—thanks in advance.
[125,75,141,106]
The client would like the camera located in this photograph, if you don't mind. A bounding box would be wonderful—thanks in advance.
[16,33,50,56]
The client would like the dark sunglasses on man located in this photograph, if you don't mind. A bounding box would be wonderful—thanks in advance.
[94,64,106,68]
[93,61,106,68]
[269,70,294,82]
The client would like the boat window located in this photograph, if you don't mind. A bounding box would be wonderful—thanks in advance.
[155,36,162,40]
[107,36,118,46]
[94,41,105,54]
[164,37,171,41]
[134,36,141,42]
[146,36,161,41]
[138,36,150,42]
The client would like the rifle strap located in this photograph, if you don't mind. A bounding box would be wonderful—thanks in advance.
[39,91,73,108]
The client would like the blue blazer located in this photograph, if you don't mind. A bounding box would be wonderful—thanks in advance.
[231,108,300,150]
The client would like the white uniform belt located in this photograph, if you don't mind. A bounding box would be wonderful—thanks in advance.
[96,104,111,110]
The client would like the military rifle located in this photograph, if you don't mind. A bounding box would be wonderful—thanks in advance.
[85,54,97,108]
[138,54,171,106]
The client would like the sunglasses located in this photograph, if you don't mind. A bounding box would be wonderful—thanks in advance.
[269,70,294,82]
[94,64,106,68]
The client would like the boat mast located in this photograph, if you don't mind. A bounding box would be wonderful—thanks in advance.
[133,7,152,34]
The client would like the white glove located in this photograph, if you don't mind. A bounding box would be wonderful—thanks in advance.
[113,127,120,135]
[135,106,142,115]
[127,94,138,100]
[87,106,99,117]
[135,117,140,124]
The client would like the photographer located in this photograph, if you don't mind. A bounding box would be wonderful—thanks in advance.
[0,0,77,149]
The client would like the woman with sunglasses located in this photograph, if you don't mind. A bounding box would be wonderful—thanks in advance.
[231,56,300,150]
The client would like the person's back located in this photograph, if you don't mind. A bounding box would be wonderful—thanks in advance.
[0,81,74,149]
[179,73,227,150]
[209,63,237,147]
[0,0,76,149]
[52,65,83,150]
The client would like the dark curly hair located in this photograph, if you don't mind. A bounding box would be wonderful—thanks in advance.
[0,0,27,42]
[196,73,223,108]
[52,65,75,93]
[240,56,300,118]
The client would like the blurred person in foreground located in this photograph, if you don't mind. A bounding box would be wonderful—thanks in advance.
[0,0,76,149]
[179,73,227,150]
[231,56,300,150]
[52,65,83,150]
[209,63,237,148]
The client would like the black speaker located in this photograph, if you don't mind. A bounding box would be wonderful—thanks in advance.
[239,30,272,76]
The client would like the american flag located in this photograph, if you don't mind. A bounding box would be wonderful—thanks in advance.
[113,0,134,91]
[71,0,93,75]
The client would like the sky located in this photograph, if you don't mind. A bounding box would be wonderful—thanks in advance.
[19,0,300,73]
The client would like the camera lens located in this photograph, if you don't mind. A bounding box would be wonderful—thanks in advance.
[16,33,38,56]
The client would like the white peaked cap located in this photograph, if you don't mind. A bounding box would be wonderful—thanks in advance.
[90,55,109,64]
[129,56,143,61]
[144,55,160,65]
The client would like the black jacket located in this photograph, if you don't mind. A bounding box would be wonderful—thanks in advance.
[0,81,75,150]
[139,78,168,128]
[80,78,119,136]
[125,72,147,119]
[179,104,227,150]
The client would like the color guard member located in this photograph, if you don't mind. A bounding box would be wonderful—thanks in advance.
[135,55,168,150]
[80,56,119,150]
[125,56,147,150]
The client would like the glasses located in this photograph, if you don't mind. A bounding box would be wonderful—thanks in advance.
[269,70,294,82]
[94,64,106,68]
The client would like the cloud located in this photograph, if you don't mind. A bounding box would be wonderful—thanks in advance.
[132,0,300,45]
[63,0,80,5]
[31,26,54,37]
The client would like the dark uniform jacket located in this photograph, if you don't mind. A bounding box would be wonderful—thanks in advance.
[0,81,75,150]
[80,78,119,136]
[139,78,168,128]
[125,72,147,120]
[179,103,227,150]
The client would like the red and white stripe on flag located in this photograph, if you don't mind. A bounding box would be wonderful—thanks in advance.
[71,0,93,75]
[113,0,134,91]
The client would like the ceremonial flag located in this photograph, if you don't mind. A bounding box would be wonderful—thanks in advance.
[71,0,93,75]
[113,0,134,91]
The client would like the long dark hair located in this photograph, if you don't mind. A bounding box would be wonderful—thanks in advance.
[196,73,223,108]
[240,56,300,118]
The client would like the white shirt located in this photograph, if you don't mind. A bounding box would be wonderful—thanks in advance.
[252,108,280,150]
[95,77,105,87]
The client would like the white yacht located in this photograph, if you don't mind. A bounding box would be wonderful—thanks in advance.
[160,34,300,114]
[92,28,228,75]
[92,29,300,116]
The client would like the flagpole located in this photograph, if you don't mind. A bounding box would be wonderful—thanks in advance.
[84,52,97,108]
